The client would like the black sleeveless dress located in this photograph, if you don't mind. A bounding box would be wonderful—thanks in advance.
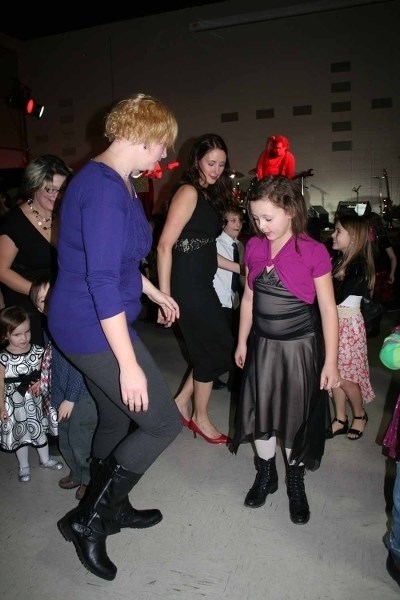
[230,267,331,470]
[0,207,57,346]
[171,190,233,382]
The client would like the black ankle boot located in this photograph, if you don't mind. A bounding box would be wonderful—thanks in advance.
[287,465,310,524]
[58,455,145,580]
[90,458,162,532]
[244,456,278,508]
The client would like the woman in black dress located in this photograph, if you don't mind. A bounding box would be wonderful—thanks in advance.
[0,155,72,345]
[157,134,240,443]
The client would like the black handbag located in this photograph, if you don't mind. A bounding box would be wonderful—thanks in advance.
[361,296,385,324]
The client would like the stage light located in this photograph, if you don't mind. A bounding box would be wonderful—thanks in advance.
[7,92,45,119]
[25,98,45,118]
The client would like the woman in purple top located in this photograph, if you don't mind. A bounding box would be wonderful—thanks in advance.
[47,94,181,581]
[230,176,339,525]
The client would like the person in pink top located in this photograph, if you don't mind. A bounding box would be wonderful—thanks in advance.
[256,135,296,180]
[230,176,339,525]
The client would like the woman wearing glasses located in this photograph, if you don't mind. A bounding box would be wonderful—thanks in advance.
[0,154,72,345]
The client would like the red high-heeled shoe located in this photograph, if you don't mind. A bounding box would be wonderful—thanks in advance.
[181,415,191,428]
[188,420,230,444]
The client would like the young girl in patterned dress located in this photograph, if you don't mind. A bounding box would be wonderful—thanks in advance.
[330,214,375,440]
[0,306,63,481]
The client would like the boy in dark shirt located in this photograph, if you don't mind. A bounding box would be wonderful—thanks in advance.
[30,277,97,500]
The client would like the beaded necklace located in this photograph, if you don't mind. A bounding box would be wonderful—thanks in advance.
[27,198,52,230]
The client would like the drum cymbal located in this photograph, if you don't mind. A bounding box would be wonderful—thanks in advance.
[227,169,244,179]
[248,168,256,176]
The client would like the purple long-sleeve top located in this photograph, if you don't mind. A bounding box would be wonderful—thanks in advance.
[245,234,332,304]
[48,161,152,354]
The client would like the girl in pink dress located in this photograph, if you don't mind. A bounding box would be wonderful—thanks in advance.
[330,213,375,440]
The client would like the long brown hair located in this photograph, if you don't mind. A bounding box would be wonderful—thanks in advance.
[168,133,232,214]
[332,214,375,291]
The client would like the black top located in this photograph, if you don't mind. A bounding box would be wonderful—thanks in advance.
[333,258,370,304]
[0,207,57,345]
[373,234,392,273]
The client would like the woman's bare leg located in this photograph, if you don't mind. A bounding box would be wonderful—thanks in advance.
[340,379,367,438]
[174,369,194,421]
[331,386,348,434]
[192,379,223,438]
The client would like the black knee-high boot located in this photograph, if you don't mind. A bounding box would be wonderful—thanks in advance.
[244,456,278,508]
[287,465,310,525]
[90,457,162,532]
[58,455,146,580]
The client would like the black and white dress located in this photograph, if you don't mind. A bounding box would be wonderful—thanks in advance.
[0,344,48,452]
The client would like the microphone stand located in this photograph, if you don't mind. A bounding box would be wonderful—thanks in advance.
[352,185,361,201]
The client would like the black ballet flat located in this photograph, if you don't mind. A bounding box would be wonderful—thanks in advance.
[331,417,349,437]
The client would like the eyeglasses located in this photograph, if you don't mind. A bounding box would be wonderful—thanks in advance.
[43,186,65,196]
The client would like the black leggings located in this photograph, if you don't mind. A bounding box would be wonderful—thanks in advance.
[67,338,181,474]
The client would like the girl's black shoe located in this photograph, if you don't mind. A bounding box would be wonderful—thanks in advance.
[331,417,349,437]
[347,412,368,440]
